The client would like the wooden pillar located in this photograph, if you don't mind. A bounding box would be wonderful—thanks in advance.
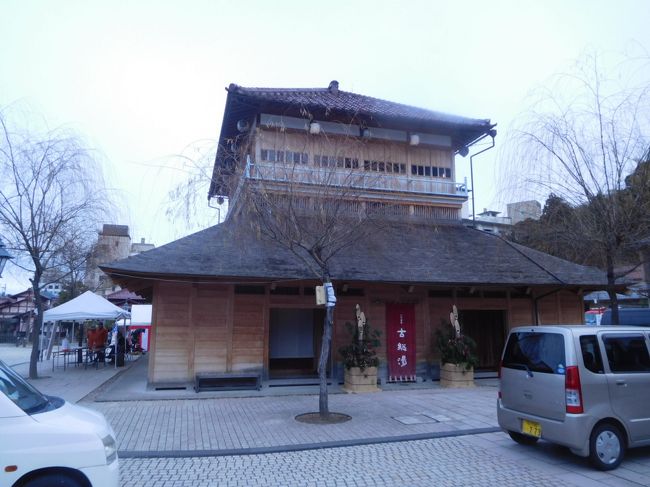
[188,284,197,380]
[423,290,432,364]
[226,284,234,372]
[148,281,159,383]
[506,290,512,331]
[262,287,270,380]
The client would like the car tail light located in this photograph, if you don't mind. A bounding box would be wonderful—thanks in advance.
[565,365,583,414]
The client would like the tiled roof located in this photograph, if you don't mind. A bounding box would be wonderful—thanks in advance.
[101,218,608,288]
[227,82,492,129]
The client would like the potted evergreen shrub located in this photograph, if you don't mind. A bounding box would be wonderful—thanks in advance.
[338,310,381,393]
[435,306,478,388]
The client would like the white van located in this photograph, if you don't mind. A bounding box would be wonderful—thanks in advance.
[0,359,119,487]
[498,325,650,470]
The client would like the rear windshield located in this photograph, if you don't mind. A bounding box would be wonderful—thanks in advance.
[503,331,566,374]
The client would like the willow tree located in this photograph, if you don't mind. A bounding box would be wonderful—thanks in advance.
[506,53,650,323]
[0,108,108,378]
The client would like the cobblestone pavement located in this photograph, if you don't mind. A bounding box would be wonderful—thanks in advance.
[119,434,567,487]
[118,432,650,487]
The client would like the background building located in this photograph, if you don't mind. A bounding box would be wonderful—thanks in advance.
[463,201,542,236]
[507,200,542,225]
[85,224,155,296]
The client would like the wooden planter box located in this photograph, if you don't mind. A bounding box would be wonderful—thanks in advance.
[439,362,474,388]
[343,366,379,393]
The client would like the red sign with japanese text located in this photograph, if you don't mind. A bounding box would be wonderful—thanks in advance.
[386,303,416,381]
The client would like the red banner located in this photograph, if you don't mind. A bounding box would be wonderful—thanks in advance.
[386,304,416,381]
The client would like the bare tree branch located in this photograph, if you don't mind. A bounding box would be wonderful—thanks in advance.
[505,52,650,324]
[0,106,111,378]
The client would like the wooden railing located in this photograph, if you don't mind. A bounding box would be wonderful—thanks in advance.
[247,161,468,198]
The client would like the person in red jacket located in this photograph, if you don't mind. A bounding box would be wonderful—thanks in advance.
[87,326,98,350]
[96,325,108,349]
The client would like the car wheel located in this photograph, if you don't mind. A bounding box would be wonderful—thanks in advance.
[23,473,84,487]
[508,431,539,445]
[589,423,625,470]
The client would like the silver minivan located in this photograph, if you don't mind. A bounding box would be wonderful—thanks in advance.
[497,325,650,470]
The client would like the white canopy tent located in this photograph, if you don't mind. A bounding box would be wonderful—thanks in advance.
[43,291,131,361]
[44,290,130,322]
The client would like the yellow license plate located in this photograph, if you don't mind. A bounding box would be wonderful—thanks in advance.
[521,419,542,438]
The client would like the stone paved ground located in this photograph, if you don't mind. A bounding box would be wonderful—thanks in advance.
[119,435,568,487]
[92,387,497,452]
[0,343,132,403]
[118,432,650,487]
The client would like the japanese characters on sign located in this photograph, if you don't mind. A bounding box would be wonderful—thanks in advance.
[386,304,416,380]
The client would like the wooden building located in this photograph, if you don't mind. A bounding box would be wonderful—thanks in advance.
[101,81,611,386]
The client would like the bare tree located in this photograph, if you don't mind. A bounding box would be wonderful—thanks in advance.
[245,141,385,417]
[505,52,650,323]
[0,107,108,378]
[181,123,386,419]
[42,220,96,292]
[56,237,92,300]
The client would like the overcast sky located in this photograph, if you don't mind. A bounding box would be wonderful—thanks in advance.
[1,0,649,292]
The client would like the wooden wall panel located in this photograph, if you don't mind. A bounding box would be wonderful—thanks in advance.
[538,294,560,325]
[509,298,533,327]
[153,327,191,382]
[192,285,230,375]
[258,129,453,170]
[268,294,314,308]
[413,296,429,365]
[559,291,583,324]
[194,327,228,373]
[419,298,432,365]
[232,295,265,371]
[151,282,191,383]
[456,297,508,310]
[149,280,588,384]
[364,141,393,164]
[537,291,583,325]
[539,291,583,325]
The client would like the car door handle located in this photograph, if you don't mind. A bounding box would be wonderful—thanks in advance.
[616,380,627,386]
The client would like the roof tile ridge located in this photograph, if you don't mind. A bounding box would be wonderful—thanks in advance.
[236,85,330,94]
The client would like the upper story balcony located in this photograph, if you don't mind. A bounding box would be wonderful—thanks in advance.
[245,159,468,202]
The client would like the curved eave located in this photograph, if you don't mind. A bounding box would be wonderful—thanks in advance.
[100,267,613,290]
